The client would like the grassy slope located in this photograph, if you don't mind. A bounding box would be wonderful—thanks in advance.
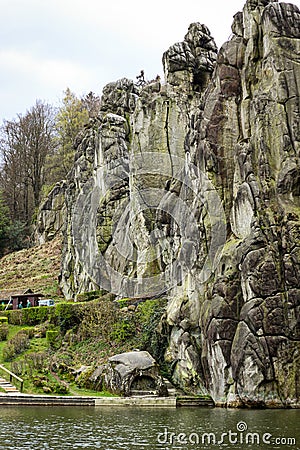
[0,238,63,300]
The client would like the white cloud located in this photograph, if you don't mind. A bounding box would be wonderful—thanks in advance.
[0,49,94,90]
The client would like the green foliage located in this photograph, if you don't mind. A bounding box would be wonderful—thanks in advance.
[75,366,97,389]
[11,352,47,376]
[54,302,84,333]
[45,88,89,183]
[0,191,10,238]
[6,220,29,252]
[0,316,8,324]
[5,306,55,326]
[76,290,106,302]
[136,298,169,364]
[2,328,32,361]
[46,330,59,349]
[0,323,9,341]
[0,305,9,311]
[0,191,31,256]
[32,374,69,395]
[75,297,118,342]
[0,191,11,256]
[111,319,134,343]
[116,298,130,308]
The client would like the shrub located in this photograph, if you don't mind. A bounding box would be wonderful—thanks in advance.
[4,306,55,326]
[75,298,118,341]
[11,352,47,376]
[46,330,59,348]
[76,290,106,302]
[54,302,84,333]
[2,329,31,361]
[52,382,69,395]
[111,319,134,342]
[2,343,16,361]
[0,323,9,341]
[0,316,8,324]
[32,375,69,395]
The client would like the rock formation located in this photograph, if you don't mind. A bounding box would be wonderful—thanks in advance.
[102,351,168,396]
[39,0,300,407]
[35,181,67,244]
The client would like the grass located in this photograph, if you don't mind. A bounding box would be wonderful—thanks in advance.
[0,237,63,301]
[68,384,118,397]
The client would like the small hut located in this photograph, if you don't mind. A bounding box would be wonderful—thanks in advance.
[0,289,44,310]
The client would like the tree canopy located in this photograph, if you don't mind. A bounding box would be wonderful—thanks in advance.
[0,88,101,254]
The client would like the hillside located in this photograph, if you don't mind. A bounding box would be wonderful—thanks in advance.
[0,238,63,301]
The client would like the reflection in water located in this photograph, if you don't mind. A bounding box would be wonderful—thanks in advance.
[0,406,299,449]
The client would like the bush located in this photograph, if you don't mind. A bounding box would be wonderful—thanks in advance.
[0,316,8,324]
[4,306,55,326]
[76,290,106,302]
[54,302,84,333]
[75,298,118,342]
[46,330,60,348]
[2,329,31,361]
[111,319,134,342]
[0,323,9,341]
[32,375,69,395]
[11,352,47,376]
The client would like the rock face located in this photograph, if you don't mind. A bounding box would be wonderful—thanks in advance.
[35,181,67,244]
[53,0,300,407]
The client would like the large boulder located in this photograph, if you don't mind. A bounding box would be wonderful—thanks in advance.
[103,351,168,396]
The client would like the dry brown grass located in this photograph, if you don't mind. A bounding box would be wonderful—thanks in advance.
[0,238,63,300]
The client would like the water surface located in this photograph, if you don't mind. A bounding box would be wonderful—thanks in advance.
[0,406,299,449]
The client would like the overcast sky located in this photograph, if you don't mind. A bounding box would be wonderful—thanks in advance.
[1,0,299,121]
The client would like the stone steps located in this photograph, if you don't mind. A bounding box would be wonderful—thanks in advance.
[177,395,215,407]
[0,377,20,393]
[0,394,97,406]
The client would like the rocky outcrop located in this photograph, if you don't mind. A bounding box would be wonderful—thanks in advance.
[35,181,67,245]
[74,351,169,396]
[192,0,300,408]
[103,351,168,396]
[58,0,299,407]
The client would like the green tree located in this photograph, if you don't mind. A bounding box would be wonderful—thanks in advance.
[46,88,89,183]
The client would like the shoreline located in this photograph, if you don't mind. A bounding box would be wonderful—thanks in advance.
[0,393,177,407]
[0,393,298,409]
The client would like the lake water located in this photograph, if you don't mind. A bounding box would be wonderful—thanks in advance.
[0,406,299,449]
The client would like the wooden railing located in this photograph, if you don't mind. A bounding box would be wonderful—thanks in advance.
[0,364,24,392]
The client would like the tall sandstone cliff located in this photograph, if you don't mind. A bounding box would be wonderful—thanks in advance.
[39,0,300,407]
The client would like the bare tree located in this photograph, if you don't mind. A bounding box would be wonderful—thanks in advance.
[0,100,56,225]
